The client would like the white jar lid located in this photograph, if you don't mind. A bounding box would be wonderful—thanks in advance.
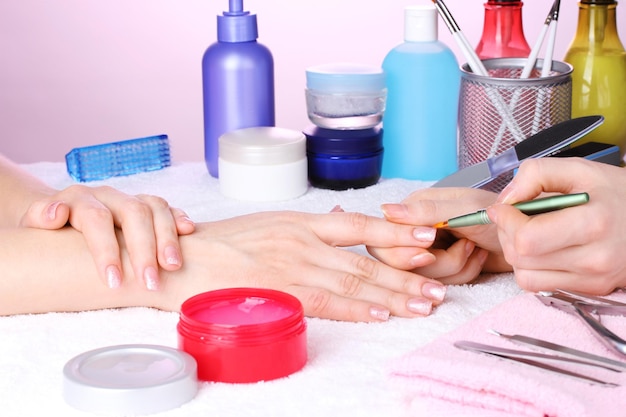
[219,126,306,165]
[63,344,198,415]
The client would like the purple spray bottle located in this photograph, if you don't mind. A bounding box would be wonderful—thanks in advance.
[202,0,275,177]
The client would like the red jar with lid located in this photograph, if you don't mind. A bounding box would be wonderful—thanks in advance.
[177,288,307,383]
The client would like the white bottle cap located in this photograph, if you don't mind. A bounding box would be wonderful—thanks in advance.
[404,5,438,42]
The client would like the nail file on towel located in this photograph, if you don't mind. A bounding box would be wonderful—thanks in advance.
[432,115,604,188]
[489,330,626,371]
[454,340,619,387]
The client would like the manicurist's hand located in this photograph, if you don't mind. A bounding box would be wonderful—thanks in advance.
[487,157,626,294]
[19,185,195,291]
[159,211,447,322]
[368,186,510,285]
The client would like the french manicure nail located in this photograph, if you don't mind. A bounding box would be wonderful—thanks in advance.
[144,267,159,291]
[164,245,181,267]
[422,282,447,302]
[106,265,121,289]
[369,306,390,321]
[407,298,433,315]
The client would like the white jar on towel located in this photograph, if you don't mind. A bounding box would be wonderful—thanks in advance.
[218,127,308,201]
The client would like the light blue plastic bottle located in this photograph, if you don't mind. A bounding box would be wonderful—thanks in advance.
[381,5,460,181]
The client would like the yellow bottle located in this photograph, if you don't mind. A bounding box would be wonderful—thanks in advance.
[563,0,626,155]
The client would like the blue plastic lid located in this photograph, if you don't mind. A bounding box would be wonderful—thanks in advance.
[217,0,258,42]
[305,63,385,93]
[304,125,383,156]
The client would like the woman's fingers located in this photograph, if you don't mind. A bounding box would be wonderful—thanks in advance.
[19,185,195,290]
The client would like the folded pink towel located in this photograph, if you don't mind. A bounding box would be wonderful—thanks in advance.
[388,292,626,417]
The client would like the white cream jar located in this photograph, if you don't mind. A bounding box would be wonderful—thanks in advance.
[218,127,308,201]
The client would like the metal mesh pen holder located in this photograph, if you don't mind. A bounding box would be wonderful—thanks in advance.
[458,58,572,192]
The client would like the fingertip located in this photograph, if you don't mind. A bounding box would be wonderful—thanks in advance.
[162,244,182,270]
[143,266,160,291]
[380,203,408,220]
[369,306,391,321]
[105,264,122,289]
[175,215,196,235]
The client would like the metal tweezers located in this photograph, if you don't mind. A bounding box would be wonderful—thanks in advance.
[536,289,626,357]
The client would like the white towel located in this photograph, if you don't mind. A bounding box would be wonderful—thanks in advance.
[1,162,523,416]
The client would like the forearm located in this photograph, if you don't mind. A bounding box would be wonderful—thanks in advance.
[0,154,56,227]
[0,227,161,315]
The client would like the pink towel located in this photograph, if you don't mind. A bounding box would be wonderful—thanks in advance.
[388,292,626,417]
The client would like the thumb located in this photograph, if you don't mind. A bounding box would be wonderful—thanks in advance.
[19,200,70,230]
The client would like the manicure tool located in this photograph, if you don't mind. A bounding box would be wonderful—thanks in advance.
[456,340,620,372]
[488,329,626,371]
[489,0,561,157]
[531,0,561,136]
[454,340,619,386]
[431,0,525,142]
[434,192,589,229]
[536,290,626,357]
[432,115,604,188]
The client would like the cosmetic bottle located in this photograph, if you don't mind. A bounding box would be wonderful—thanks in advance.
[475,0,531,59]
[563,0,626,155]
[381,5,460,181]
[202,0,275,178]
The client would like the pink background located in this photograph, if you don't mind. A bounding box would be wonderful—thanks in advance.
[1,0,623,163]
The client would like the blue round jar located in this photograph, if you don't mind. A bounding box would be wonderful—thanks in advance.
[303,125,383,190]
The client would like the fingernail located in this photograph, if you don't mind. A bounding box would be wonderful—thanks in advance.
[106,265,121,289]
[478,248,489,266]
[422,282,446,301]
[486,206,498,224]
[330,205,344,213]
[381,203,408,219]
[497,182,516,204]
[409,252,436,267]
[407,298,433,315]
[46,201,63,221]
[413,227,436,243]
[164,245,181,267]
[369,306,390,321]
[144,267,159,291]
[181,215,195,225]
[465,240,475,257]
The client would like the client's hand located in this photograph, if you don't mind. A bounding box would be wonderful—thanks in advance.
[159,210,446,322]
[20,185,195,290]
[368,187,510,285]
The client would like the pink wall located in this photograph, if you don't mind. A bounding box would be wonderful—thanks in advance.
[1,0,623,163]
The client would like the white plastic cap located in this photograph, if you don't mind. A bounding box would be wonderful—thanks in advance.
[63,344,198,415]
[404,5,438,42]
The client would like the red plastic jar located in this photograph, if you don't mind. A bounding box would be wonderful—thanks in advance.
[177,288,307,383]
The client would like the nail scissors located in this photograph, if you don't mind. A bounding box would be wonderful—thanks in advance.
[536,289,626,357]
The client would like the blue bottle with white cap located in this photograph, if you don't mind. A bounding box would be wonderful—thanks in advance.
[381,5,460,181]
[202,0,275,178]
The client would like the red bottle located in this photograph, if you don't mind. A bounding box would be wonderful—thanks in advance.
[476,0,531,59]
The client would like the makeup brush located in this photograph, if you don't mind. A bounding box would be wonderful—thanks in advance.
[488,0,560,157]
[531,0,561,135]
[431,0,525,142]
